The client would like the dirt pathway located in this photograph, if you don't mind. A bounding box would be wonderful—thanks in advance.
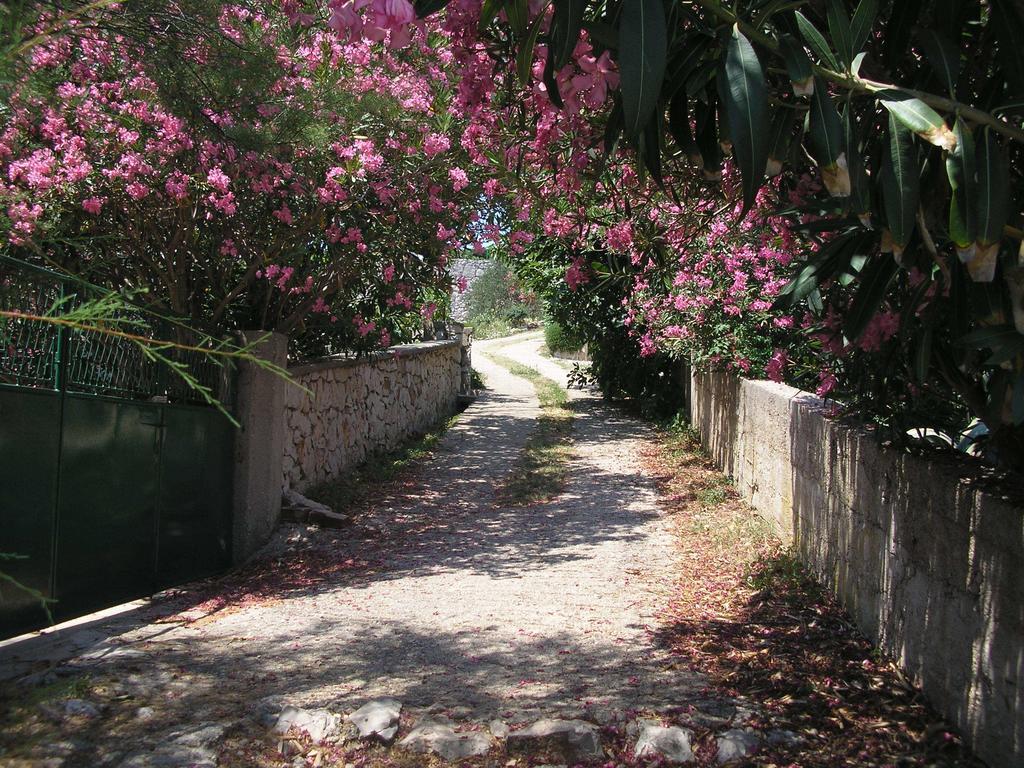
[0,333,750,767]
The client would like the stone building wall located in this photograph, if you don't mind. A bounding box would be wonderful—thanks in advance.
[283,340,461,492]
[690,370,1023,768]
[449,258,493,321]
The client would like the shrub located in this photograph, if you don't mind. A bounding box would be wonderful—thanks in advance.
[467,314,517,340]
[544,321,584,354]
[465,262,538,327]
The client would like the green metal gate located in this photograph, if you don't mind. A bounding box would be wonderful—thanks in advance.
[0,258,235,637]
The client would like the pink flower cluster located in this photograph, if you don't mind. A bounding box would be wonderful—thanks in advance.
[328,0,417,48]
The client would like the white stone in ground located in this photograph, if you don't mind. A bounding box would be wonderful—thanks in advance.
[273,706,342,744]
[398,719,491,761]
[505,719,603,763]
[634,723,695,764]
[716,728,761,764]
[346,698,402,743]
[766,729,803,746]
[489,719,509,739]
[118,723,224,768]
[62,699,101,718]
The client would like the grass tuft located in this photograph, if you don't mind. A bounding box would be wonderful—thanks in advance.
[489,353,573,506]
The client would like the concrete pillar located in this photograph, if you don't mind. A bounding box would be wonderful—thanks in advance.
[232,331,288,564]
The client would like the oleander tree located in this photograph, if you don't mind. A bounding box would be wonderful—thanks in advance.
[1,0,495,357]
[4,0,1024,465]
[383,0,1023,466]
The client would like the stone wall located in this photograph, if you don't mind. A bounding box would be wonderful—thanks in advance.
[691,371,1023,768]
[449,258,493,321]
[283,341,461,492]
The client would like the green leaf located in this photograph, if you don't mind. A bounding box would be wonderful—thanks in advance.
[664,35,710,100]
[516,10,547,84]
[720,25,768,213]
[778,34,814,96]
[946,117,976,249]
[826,0,853,65]
[618,0,668,138]
[551,0,588,69]
[506,0,530,35]
[639,111,664,186]
[479,0,503,30]
[884,0,923,70]
[849,0,878,55]
[976,127,1010,246]
[773,230,873,309]
[414,0,453,19]
[583,20,617,49]
[877,89,955,149]
[850,51,867,77]
[844,255,899,341]
[985,335,1024,366]
[900,274,935,331]
[766,107,795,174]
[808,77,843,166]
[668,91,697,155]
[685,60,717,98]
[542,46,564,108]
[795,11,840,70]
[917,28,960,95]
[990,0,1024,99]
[959,324,1023,354]
[880,113,919,249]
[695,97,722,175]
[914,325,933,382]
[842,104,870,213]
[604,98,625,157]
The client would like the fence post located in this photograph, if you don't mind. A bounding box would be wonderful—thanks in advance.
[232,331,288,564]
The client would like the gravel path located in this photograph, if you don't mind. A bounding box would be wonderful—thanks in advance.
[0,332,716,765]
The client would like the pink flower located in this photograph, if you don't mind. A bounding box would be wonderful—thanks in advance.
[816,371,838,398]
[857,311,900,353]
[6,201,43,245]
[82,197,104,214]
[165,173,190,200]
[126,181,150,200]
[605,220,634,252]
[483,178,503,198]
[272,203,293,225]
[423,133,450,157]
[571,51,619,109]
[766,349,788,383]
[364,0,416,47]
[449,167,469,192]
[565,258,590,291]
[639,333,657,357]
[206,166,231,193]
[354,314,376,337]
[328,0,366,43]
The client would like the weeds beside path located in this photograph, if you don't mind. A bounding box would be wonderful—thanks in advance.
[643,423,982,768]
